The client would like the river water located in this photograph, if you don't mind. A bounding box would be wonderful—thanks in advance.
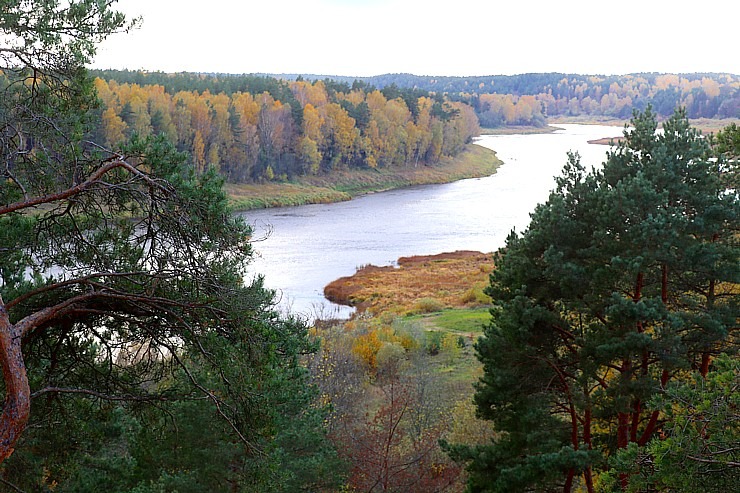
[238,124,624,319]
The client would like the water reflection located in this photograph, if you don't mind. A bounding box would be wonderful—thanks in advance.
[240,124,623,319]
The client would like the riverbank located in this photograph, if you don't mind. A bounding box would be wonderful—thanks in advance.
[244,123,622,316]
[226,143,502,211]
[480,125,561,135]
[550,115,740,140]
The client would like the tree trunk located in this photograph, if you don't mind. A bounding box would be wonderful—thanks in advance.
[638,370,670,446]
[564,400,579,493]
[563,469,574,493]
[617,411,630,449]
[584,407,595,493]
[700,352,712,378]
[0,300,31,463]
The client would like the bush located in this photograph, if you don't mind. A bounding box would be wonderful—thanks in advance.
[376,342,407,378]
[425,331,444,355]
[457,335,467,348]
[460,287,491,305]
[412,297,445,314]
[441,333,462,365]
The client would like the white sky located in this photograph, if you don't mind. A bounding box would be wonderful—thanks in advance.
[92,0,739,77]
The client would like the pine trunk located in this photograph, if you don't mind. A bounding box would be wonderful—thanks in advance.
[0,301,31,463]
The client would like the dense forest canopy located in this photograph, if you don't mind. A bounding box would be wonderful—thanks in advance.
[303,72,739,120]
[89,70,480,183]
[375,72,740,125]
[91,70,739,157]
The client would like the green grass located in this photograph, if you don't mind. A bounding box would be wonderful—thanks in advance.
[408,307,490,335]
[396,308,491,382]
[226,143,501,211]
[225,182,351,210]
[479,125,561,135]
[401,307,491,383]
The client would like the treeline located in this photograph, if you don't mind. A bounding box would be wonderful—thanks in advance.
[461,72,740,125]
[259,72,739,127]
[90,71,479,182]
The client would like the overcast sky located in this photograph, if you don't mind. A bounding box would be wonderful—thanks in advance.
[92,0,739,77]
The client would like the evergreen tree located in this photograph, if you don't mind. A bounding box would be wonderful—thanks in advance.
[713,122,740,191]
[601,354,739,493]
[1,1,342,490]
[446,108,739,492]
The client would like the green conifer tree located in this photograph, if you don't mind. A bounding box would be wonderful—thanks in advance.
[1,2,343,490]
[446,108,739,492]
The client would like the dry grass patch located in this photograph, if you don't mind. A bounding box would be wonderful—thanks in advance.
[324,250,493,316]
[225,182,350,210]
[683,117,740,134]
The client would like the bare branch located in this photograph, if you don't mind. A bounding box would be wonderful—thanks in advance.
[6,271,174,311]
[14,288,200,339]
[30,387,169,402]
[686,455,740,468]
[0,477,27,493]
[0,158,169,215]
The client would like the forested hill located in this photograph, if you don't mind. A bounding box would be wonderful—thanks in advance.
[94,70,739,130]
[281,72,740,122]
[88,70,738,185]
[89,71,479,183]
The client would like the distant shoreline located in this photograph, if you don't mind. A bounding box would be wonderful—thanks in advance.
[226,116,739,210]
[227,143,502,211]
[479,125,561,135]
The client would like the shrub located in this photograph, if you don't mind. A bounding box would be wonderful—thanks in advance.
[412,297,445,314]
[352,330,382,369]
[441,333,462,365]
[376,342,407,378]
[425,331,444,355]
[460,287,491,305]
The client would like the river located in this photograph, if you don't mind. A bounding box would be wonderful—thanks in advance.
[238,124,624,319]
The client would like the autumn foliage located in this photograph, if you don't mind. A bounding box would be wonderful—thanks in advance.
[309,316,476,492]
[91,76,480,182]
[369,72,740,126]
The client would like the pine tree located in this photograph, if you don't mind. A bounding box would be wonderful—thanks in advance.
[446,108,739,492]
[1,2,341,489]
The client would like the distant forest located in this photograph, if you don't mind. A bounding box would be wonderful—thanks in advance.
[89,70,738,183]
[89,71,479,183]
[279,72,740,125]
